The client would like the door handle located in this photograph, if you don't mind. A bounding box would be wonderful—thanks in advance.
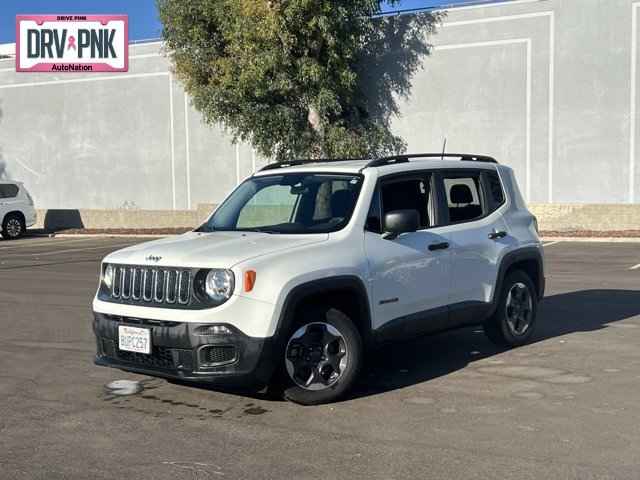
[428,242,449,251]
[488,230,507,240]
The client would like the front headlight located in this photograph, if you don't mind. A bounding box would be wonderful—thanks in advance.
[103,264,114,289]
[199,269,235,304]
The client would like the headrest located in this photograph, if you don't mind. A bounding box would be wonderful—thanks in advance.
[450,184,473,204]
[330,189,355,218]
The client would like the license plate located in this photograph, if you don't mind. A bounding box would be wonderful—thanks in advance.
[118,325,151,354]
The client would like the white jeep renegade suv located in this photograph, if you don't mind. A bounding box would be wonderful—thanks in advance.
[93,153,544,405]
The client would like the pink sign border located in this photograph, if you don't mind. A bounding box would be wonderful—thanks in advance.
[15,14,129,73]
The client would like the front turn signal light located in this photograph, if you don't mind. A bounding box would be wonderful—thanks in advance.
[244,270,256,292]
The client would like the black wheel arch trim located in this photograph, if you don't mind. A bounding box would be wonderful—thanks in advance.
[275,275,373,348]
[490,246,545,317]
[3,210,26,223]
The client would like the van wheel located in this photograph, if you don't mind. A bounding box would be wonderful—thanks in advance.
[484,270,538,348]
[281,307,362,405]
[2,214,25,239]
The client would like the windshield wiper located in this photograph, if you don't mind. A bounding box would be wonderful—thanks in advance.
[196,226,283,234]
[240,228,281,234]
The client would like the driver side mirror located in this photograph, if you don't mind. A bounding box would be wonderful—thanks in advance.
[382,209,420,240]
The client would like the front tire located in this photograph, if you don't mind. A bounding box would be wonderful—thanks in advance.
[281,307,362,405]
[484,269,538,348]
[2,213,25,239]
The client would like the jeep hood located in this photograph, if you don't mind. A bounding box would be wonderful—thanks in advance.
[103,231,329,268]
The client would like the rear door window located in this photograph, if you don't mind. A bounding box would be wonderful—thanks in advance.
[0,184,18,199]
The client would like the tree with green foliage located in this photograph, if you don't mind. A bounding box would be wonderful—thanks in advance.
[158,0,441,161]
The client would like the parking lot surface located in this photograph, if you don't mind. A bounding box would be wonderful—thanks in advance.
[1,236,640,479]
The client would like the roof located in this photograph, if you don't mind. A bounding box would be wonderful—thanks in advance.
[253,154,500,176]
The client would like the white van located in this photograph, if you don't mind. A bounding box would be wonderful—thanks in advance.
[0,181,36,239]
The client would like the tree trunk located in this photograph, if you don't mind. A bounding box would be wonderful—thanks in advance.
[307,105,324,158]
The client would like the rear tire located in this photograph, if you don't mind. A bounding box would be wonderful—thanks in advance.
[281,307,362,405]
[484,269,538,348]
[2,213,25,239]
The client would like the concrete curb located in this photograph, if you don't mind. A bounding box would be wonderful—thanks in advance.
[29,204,640,233]
[541,237,640,243]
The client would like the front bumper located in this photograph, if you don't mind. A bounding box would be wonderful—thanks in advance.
[93,312,278,387]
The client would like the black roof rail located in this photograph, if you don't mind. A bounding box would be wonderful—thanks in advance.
[259,157,366,172]
[364,153,498,169]
[257,152,498,172]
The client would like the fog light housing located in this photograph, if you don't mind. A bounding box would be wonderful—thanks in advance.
[199,345,237,367]
[195,325,233,336]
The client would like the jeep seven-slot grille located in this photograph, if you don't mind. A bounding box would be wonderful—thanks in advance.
[111,265,192,305]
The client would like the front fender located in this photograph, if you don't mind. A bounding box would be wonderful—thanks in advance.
[264,275,373,358]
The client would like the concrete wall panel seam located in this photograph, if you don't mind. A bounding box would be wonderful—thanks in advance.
[168,72,176,210]
[630,2,639,203]
[184,92,192,210]
[235,143,240,185]
[442,10,555,202]
[434,37,532,201]
[438,0,544,13]
[0,71,169,90]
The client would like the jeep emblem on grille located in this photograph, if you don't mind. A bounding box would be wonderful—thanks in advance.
[145,255,162,262]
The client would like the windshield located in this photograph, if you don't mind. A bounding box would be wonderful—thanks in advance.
[198,173,363,234]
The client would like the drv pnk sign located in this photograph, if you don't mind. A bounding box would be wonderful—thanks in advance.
[16,15,128,72]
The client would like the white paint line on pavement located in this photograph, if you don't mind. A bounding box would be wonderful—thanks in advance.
[629,263,640,270]
[542,241,562,247]
[0,240,53,251]
[6,242,139,257]
[0,236,107,251]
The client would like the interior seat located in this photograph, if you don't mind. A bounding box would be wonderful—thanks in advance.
[449,184,482,222]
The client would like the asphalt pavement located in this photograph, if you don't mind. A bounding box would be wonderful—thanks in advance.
[1,236,640,479]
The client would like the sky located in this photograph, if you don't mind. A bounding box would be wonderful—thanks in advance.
[0,0,485,45]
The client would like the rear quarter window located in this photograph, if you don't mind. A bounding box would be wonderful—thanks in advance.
[0,184,19,199]
[442,174,484,224]
[484,171,505,211]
